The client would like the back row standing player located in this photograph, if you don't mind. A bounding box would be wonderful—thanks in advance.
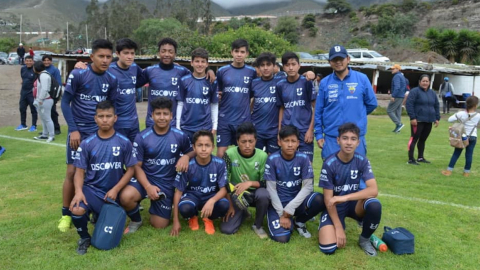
[59,39,118,232]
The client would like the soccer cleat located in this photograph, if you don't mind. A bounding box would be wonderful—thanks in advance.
[407,160,419,165]
[34,135,49,140]
[188,216,199,231]
[15,124,28,131]
[76,238,91,255]
[417,158,431,164]
[251,225,268,239]
[203,218,215,235]
[123,220,143,234]
[46,137,55,143]
[396,123,405,132]
[463,172,470,177]
[28,125,37,132]
[0,147,5,158]
[441,170,452,176]
[295,222,312,238]
[58,215,72,232]
[359,235,377,256]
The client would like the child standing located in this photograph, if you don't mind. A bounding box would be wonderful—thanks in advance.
[442,96,480,177]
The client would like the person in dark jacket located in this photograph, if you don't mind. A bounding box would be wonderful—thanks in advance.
[406,74,440,165]
[17,43,26,65]
[387,64,407,132]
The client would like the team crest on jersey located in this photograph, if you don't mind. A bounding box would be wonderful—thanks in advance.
[244,76,250,84]
[217,135,221,143]
[101,83,109,93]
[293,166,301,176]
[296,88,303,96]
[346,83,358,94]
[254,161,259,171]
[132,76,137,85]
[202,86,209,95]
[351,170,358,179]
[209,174,217,183]
[171,144,178,153]
[171,77,178,85]
[269,86,276,94]
[112,146,120,156]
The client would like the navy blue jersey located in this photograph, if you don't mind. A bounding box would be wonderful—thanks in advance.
[216,64,257,126]
[20,66,36,93]
[276,76,316,132]
[319,152,375,196]
[174,155,227,200]
[251,75,284,136]
[109,62,146,129]
[143,64,191,127]
[134,126,193,191]
[65,65,118,134]
[264,152,314,205]
[177,75,218,131]
[74,132,137,192]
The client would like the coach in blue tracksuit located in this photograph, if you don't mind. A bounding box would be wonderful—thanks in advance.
[314,45,377,160]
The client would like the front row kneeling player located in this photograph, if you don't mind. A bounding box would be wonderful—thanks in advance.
[265,125,325,243]
[318,123,382,256]
[69,101,137,255]
[171,130,229,236]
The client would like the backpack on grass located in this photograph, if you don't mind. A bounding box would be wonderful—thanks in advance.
[91,198,126,250]
[449,113,477,149]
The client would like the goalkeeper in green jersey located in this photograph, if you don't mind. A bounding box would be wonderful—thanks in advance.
[220,122,269,239]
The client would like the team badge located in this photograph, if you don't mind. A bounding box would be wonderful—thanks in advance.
[209,174,217,183]
[293,166,301,176]
[112,146,120,156]
[269,86,276,94]
[346,83,358,94]
[171,77,178,85]
[203,86,209,95]
[272,219,281,229]
[244,76,250,84]
[132,76,137,85]
[217,135,221,143]
[296,88,303,96]
[101,83,109,93]
[171,144,178,153]
[350,170,358,179]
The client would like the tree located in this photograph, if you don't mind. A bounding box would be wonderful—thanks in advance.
[425,27,442,53]
[133,18,183,53]
[440,29,458,62]
[324,0,352,14]
[457,29,480,63]
[0,38,16,53]
[274,16,299,45]
[201,0,215,35]
[301,14,315,28]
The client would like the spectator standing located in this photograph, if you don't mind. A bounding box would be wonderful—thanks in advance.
[387,64,407,133]
[16,55,37,132]
[438,77,454,114]
[32,61,55,142]
[17,43,25,65]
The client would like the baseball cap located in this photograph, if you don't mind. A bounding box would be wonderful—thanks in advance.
[329,45,348,60]
[391,64,401,70]
[444,77,449,81]
[19,43,23,46]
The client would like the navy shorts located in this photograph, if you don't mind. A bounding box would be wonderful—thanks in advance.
[178,192,229,217]
[256,133,279,154]
[216,124,239,147]
[267,192,318,238]
[318,201,361,230]
[298,131,314,162]
[127,178,174,219]
[115,123,140,143]
[66,130,93,164]
[78,185,118,215]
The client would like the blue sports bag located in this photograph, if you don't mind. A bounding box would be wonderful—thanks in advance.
[91,198,126,250]
[381,226,415,255]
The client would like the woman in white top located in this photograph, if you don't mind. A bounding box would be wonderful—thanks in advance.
[442,96,480,177]
[32,60,55,142]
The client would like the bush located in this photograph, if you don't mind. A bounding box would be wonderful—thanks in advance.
[0,38,16,53]
[302,14,316,28]
[309,27,318,37]
[303,21,316,29]
[274,16,299,45]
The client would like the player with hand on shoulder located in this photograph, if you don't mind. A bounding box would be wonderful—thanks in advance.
[171,130,229,236]
[265,125,325,243]
[318,123,382,256]
[69,101,136,255]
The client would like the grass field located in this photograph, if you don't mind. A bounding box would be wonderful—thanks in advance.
[1,115,479,269]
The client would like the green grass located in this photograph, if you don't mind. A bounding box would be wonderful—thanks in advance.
[1,115,479,269]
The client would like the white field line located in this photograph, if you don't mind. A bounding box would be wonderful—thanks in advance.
[1,134,480,211]
[0,134,65,148]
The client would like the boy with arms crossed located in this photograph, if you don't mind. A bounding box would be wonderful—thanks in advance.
[318,123,382,256]
[171,130,229,236]
[119,97,194,233]
[265,125,325,243]
[176,48,219,141]
[69,101,136,255]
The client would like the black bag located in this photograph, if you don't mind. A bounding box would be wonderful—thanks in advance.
[382,226,415,255]
[91,198,126,250]
[38,71,62,100]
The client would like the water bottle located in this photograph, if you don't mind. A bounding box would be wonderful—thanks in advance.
[462,134,467,141]
[370,234,388,252]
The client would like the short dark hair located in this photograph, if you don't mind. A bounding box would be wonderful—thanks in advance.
[255,52,276,66]
[24,55,33,60]
[192,130,214,145]
[466,96,479,110]
[116,38,138,53]
[418,74,430,82]
[33,60,45,72]
[91,39,113,53]
[96,100,116,114]
[338,123,360,137]
[236,122,257,141]
[42,55,52,61]
[278,125,299,140]
[231,39,249,52]
[150,97,172,112]
[281,51,299,66]
[158,37,177,53]
[191,47,208,62]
